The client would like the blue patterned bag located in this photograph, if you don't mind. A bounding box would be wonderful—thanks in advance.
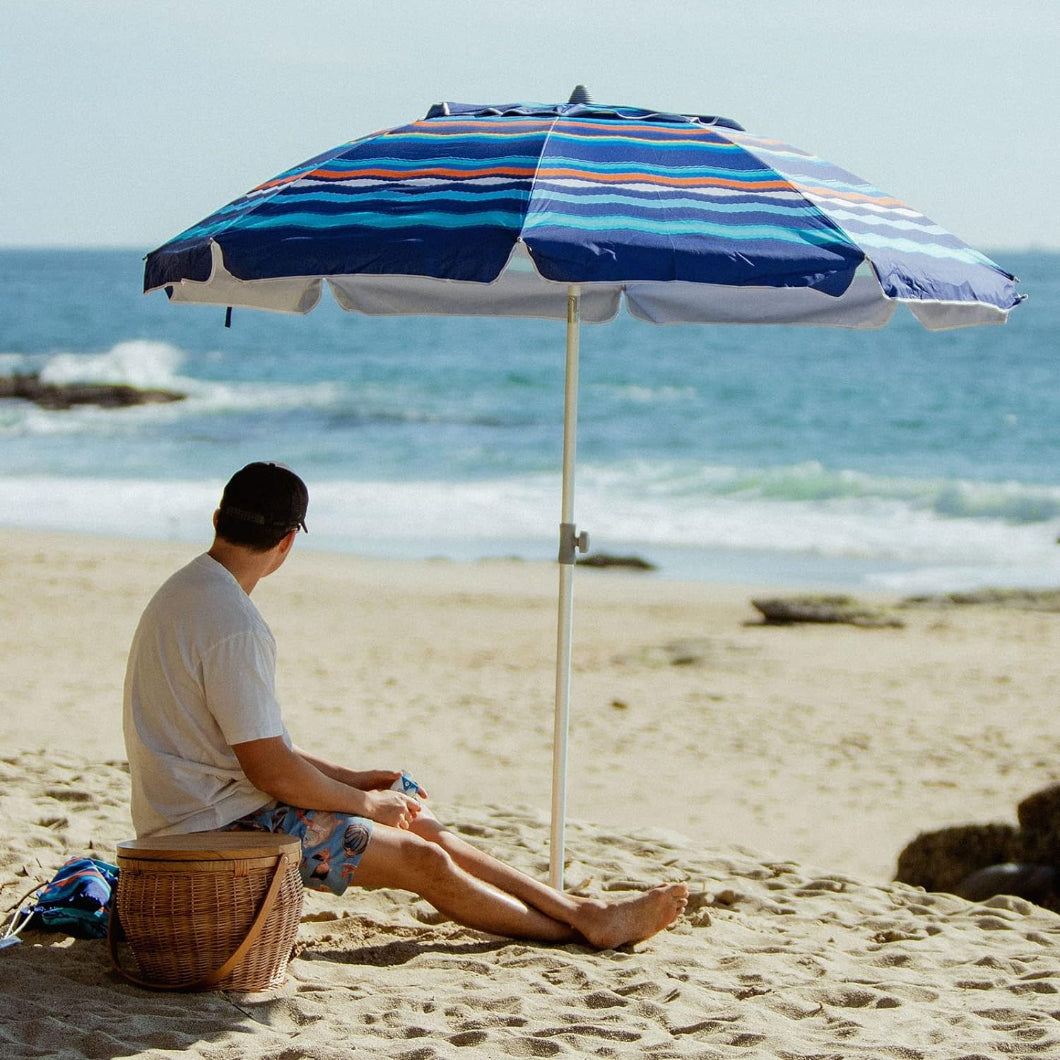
[3,857,119,945]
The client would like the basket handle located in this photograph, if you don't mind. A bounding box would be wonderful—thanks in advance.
[108,852,293,992]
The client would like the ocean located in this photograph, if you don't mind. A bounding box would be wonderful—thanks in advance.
[1,247,1058,592]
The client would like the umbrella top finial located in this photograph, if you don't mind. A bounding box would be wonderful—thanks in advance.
[568,85,591,104]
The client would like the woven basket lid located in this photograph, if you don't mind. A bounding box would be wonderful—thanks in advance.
[117,830,302,861]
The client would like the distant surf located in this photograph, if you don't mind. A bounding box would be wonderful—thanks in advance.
[1,248,1058,591]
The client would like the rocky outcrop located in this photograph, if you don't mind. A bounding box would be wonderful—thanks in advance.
[1016,784,1060,864]
[751,595,904,628]
[0,372,185,410]
[895,822,1023,896]
[895,784,1060,912]
[578,552,657,571]
[901,588,1060,612]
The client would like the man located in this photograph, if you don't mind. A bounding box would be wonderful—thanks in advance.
[124,462,688,948]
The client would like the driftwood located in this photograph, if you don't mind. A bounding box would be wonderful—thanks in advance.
[0,372,185,410]
[751,594,904,628]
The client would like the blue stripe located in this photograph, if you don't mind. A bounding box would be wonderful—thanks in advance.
[310,153,543,176]
[236,209,527,232]
[523,214,856,249]
[384,127,747,155]
[174,180,825,245]
[243,186,827,222]
[304,143,773,182]
[312,155,775,183]
[831,229,999,266]
[217,205,858,252]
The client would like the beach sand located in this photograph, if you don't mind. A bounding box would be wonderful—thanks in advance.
[2,528,1059,1057]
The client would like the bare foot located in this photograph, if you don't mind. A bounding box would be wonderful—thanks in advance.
[573,883,689,949]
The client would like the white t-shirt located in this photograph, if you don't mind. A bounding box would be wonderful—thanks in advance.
[123,553,291,837]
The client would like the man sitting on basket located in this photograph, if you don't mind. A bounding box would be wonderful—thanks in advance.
[123,462,688,948]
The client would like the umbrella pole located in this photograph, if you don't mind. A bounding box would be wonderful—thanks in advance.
[550,284,587,890]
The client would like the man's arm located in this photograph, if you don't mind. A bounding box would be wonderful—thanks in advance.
[292,747,418,797]
[232,737,420,828]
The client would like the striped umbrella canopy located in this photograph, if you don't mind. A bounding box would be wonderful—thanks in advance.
[144,93,1024,887]
[145,95,1021,328]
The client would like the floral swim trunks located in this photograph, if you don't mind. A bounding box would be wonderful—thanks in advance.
[221,804,373,895]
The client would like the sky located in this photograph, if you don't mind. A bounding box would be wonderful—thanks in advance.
[2,0,1057,254]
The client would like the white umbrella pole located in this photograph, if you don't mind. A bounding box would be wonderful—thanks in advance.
[550,284,587,890]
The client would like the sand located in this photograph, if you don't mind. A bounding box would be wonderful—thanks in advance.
[2,528,1059,1058]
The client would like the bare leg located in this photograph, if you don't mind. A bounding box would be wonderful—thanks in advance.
[406,806,689,948]
[353,824,577,942]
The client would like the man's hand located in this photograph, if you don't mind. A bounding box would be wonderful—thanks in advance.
[233,739,428,827]
[362,788,423,829]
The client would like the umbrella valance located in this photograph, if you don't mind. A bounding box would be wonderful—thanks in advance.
[145,100,1023,331]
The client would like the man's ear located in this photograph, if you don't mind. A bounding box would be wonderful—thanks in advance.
[278,529,298,556]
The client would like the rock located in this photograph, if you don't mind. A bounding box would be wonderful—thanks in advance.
[657,640,711,666]
[615,635,760,671]
[896,784,1060,912]
[955,862,1060,908]
[901,588,1060,612]
[751,595,904,628]
[615,638,717,668]
[1016,784,1060,863]
[894,822,1022,894]
[578,552,657,571]
[0,372,185,410]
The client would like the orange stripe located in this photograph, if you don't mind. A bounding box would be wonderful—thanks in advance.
[799,184,910,209]
[731,134,805,149]
[303,164,791,190]
[253,172,311,193]
[249,119,743,193]
[534,167,790,189]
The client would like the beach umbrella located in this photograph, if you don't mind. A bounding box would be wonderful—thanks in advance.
[144,89,1024,888]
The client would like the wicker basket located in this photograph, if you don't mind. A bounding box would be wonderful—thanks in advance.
[109,831,304,992]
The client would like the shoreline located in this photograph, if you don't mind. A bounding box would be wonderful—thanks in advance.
[5,510,1058,595]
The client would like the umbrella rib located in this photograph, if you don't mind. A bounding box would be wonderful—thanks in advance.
[517,112,569,269]
[726,134,879,285]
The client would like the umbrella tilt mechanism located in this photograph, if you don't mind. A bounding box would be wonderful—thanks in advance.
[558,523,589,565]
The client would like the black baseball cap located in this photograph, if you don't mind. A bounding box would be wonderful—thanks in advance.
[219,462,309,533]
